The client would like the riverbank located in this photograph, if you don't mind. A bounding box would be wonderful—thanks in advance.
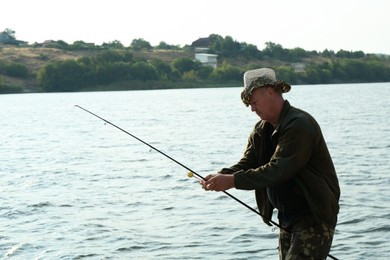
[1,45,389,94]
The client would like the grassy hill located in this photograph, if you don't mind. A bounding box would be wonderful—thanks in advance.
[0,46,88,92]
[0,46,208,93]
[1,45,389,94]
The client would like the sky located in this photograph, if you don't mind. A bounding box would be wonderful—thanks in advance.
[2,0,390,54]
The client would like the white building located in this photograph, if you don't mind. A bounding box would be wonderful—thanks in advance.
[195,53,218,69]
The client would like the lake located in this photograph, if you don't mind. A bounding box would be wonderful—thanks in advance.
[1,83,389,259]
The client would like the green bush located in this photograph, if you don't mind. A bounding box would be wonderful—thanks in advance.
[0,60,29,78]
[0,76,23,93]
[38,60,91,92]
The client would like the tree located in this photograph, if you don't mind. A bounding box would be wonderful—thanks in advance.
[56,40,69,50]
[220,36,241,57]
[155,41,180,50]
[321,49,335,58]
[101,40,124,49]
[70,41,96,50]
[150,59,173,80]
[275,66,298,84]
[182,70,198,81]
[289,47,308,61]
[94,50,134,64]
[263,42,288,60]
[172,57,200,74]
[196,66,214,80]
[1,61,29,78]
[210,61,241,81]
[329,61,347,81]
[241,43,262,59]
[94,62,133,84]
[38,60,91,92]
[130,61,159,81]
[130,38,152,51]
[304,65,321,84]
[3,28,16,38]
[208,34,224,53]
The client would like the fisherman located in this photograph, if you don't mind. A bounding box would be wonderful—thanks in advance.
[201,68,340,259]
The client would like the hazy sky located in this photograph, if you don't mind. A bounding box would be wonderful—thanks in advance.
[2,0,389,54]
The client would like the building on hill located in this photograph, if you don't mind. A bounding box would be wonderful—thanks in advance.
[195,53,218,69]
[0,31,27,45]
[192,37,218,68]
[292,63,306,73]
[191,37,211,52]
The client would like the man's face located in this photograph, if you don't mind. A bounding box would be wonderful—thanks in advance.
[249,87,272,121]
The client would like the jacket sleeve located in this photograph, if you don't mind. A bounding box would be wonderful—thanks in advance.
[234,116,316,190]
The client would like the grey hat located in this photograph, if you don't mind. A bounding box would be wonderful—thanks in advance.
[241,68,291,106]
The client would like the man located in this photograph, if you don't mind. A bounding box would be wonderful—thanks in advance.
[202,68,340,259]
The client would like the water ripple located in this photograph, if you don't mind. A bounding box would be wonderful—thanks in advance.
[1,84,389,259]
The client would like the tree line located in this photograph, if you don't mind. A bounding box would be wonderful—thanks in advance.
[1,33,390,93]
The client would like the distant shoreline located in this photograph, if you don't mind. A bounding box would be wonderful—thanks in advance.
[1,44,389,94]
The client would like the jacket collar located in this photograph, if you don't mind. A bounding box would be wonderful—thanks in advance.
[273,100,291,135]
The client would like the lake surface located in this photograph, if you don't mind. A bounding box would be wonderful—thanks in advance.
[1,83,389,259]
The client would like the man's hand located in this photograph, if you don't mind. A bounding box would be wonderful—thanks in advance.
[201,173,235,192]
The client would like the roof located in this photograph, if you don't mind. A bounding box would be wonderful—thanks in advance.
[191,37,211,48]
[0,32,27,45]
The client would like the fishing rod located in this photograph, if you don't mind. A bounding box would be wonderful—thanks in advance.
[74,105,282,227]
[75,105,338,260]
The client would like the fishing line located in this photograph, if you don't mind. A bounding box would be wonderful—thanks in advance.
[75,105,338,260]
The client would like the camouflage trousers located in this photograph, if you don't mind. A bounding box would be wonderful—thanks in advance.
[278,216,335,260]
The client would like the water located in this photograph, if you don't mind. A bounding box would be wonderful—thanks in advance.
[1,83,389,259]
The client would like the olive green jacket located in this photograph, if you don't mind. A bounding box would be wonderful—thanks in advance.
[221,101,340,228]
